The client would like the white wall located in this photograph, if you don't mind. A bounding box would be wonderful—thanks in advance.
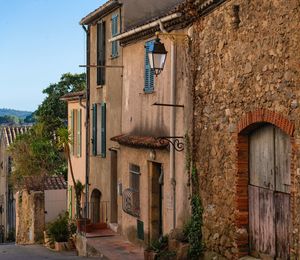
[45,190,67,223]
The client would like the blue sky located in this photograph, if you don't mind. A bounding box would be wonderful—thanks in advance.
[0,0,105,111]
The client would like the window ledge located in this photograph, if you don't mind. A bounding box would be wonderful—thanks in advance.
[110,55,119,60]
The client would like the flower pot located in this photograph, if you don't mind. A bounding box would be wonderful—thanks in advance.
[76,218,91,232]
[144,249,157,260]
[54,241,68,251]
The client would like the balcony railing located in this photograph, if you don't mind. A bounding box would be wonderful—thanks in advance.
[122,188,140,217]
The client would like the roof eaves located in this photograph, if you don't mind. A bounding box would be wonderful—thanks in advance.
[80,0,121,25]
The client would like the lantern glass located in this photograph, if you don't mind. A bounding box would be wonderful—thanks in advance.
[148,37,167,76]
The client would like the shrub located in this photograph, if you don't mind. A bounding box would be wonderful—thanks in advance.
[47,213,70,242]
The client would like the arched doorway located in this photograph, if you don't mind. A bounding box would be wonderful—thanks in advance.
[90,189,101,224]
[248,124,290,258]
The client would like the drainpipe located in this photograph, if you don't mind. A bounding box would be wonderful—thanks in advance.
[170,39,176,230]
[82,24,90,220]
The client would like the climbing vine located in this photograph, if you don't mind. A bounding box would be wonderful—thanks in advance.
[184,135,204,259]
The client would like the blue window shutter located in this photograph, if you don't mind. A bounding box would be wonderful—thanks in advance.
[111,15,118,58]
[144,41,154,93]
[101,102,106,158]
[92,104,97,156]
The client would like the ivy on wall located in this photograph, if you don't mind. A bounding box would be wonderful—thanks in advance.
[185,134,204,259]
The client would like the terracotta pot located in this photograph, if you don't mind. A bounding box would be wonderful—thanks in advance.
[144,250,157,260]
[76,218,91,232]
[54,241,68,251]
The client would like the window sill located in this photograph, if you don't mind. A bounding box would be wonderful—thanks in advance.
[140,90,156,95]
[110,54,119,60]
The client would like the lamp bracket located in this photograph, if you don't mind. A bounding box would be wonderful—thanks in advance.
[156,136,184,152]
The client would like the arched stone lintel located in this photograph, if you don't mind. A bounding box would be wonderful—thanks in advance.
[237,109,295,136]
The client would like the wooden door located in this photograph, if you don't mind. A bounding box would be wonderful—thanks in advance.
[249,125,290,259]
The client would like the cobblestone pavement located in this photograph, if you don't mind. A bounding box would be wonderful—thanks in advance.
[0,243,86,260]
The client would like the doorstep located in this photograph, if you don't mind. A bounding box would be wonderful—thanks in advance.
[86,235,144,260]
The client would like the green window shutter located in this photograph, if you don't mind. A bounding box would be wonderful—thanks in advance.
[77,109,82,157]
[144,41,154,93]
[101,102,106,158]
[92,104,97,156]
[71,109,74,155]
[68,186,72,219]
[111,15,118,58]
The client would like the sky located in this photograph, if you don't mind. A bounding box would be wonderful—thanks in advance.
[0,0,105,112]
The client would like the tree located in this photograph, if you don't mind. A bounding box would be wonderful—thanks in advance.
[57,127,83,219]
[35,73,86,135]
[8,123,65,190]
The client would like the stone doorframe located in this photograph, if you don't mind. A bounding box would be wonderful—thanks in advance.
[235,109,295,258]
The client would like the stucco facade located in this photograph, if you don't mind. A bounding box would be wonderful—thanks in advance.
[85,6,123,225]
[113,29,191,245]
[189,0,300,258]
[63,94,86,219]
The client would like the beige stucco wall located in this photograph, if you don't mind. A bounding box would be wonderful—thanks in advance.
[67,100,86,218]
[88,8,122,223]
[118,30,191,245]
[45,189,67,223]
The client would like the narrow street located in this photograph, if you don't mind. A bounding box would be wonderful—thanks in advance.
[0,243,86,260]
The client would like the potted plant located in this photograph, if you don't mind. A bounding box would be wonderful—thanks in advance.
[47,213,70,251]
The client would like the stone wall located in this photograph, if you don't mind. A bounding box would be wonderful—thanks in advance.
[191,0,300,258]
[16,190,45,244]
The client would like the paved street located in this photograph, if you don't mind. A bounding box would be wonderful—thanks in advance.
[0,243,86,260]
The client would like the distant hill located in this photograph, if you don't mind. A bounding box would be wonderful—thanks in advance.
[0,108,32,119]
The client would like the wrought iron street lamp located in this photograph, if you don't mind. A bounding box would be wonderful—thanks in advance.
[148,37,168,76]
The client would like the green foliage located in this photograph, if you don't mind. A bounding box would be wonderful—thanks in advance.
[149,235,169,253]
[8,123,65,190]
[0,115,21,125]
[7,73,86,190]
[47,213,70,242]
[149,236,176,260]
[35,73,86,135]
[184,195,203,259]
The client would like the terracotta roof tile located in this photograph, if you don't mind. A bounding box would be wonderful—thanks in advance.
[111,134,169,149]
[60,90,86,101]
[23,176,67,191]
[1,125,30,147]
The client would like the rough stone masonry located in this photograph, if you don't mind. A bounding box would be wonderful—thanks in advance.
[190,0,300,258]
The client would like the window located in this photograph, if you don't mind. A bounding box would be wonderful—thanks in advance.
[70,109,82,157]
[92,102,106,157]
[111,14,118,58]
[129,164,140,209]
[144,40,155,93]
[97,21,106,85]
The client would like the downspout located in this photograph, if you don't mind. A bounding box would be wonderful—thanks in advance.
[170,39,176,230]
[82,24,90,220]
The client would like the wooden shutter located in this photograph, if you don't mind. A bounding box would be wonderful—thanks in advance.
[71,109,75,155]
[77,109,82,157]
[92,104,97,156]
[97,22,106,85]
[101,102,106,158]
[111,14,118,58]
[144,41,155,93]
